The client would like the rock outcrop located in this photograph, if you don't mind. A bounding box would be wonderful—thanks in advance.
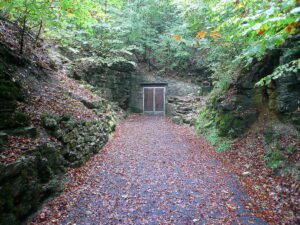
[204,35,300,138]
[65,56,135,110]
[0,42,122,224]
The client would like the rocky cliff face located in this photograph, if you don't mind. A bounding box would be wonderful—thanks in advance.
[62,53,135,110]
[208,35,300,138]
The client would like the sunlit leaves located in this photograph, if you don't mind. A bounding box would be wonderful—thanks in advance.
[210,30,221,40]
[0,0,110,41]
[290,6,300,14]
[185,0,300,64]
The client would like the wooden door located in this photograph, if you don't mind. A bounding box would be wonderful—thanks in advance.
[155,88,164,112]
[143,87,165,114]
[144,88,154,112]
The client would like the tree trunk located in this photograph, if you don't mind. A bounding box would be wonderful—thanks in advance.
[19,16,27,54]
[35,20,43,47]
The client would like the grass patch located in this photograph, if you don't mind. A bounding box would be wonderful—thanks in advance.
[265,145,285,170]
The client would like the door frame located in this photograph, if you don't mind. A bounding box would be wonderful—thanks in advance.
[143,86,166,115]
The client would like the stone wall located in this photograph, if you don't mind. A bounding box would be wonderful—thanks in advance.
[168,95,205,126]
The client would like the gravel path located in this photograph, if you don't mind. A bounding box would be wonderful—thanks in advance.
[31,115,268,225]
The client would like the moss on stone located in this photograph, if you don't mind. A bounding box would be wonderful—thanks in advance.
[0,112,29,130]
[0,80,23,101]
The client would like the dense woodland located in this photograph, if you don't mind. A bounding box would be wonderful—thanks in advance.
[0,0,299,224]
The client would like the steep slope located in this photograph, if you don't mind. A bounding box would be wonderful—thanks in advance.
[196,35,300,224]
[0,20,123,224]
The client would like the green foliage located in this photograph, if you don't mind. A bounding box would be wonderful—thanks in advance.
[182,0,300,63]
[153,35,193,72]
[206,128,232,152]
[256,59,300,86]
[265,146,285,170]
[263,126,299,178]
[196,106,232,152]
[286,143,297,155]
[111,0,189,72]
[0,0,108,35]
[264,141,300,179]
[187,1,300,149]
[176,0,300,88]
[196,106,214,135]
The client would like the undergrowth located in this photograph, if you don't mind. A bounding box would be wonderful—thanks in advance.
[196,106,232,153]
[263,125,299,180]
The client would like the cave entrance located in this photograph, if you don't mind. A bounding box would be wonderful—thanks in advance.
[142,83,167,115]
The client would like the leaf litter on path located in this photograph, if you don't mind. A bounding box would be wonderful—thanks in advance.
[30,115,273,225]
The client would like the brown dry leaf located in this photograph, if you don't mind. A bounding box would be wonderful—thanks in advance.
[196,31,207,39]
[258,28,265,36]
[172,34,182,41]
[210,30,221,40]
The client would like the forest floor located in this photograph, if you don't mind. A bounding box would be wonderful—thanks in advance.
[30,115,272,225]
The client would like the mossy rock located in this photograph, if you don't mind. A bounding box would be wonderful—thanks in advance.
[41,176,64,197]
[80,99,98,109]
[41,114,59,130]
[215,113,235,135]
[216,110,258,138]
[291,112,300,131]
[109,60,136,72]
[0,158,40,220]
[128,106,143,113]
[0,80,23,101]
[53,129,64,140]
[275,75,300,113]
[172,116,183,125]
[0,111,29,129]
[4,126,38,138]
[36,143,64,178]
[0,213,17,225]
[0,100,17,112]
[63,120,76,131]
[0,132,8,151]
[108,118,117,131]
